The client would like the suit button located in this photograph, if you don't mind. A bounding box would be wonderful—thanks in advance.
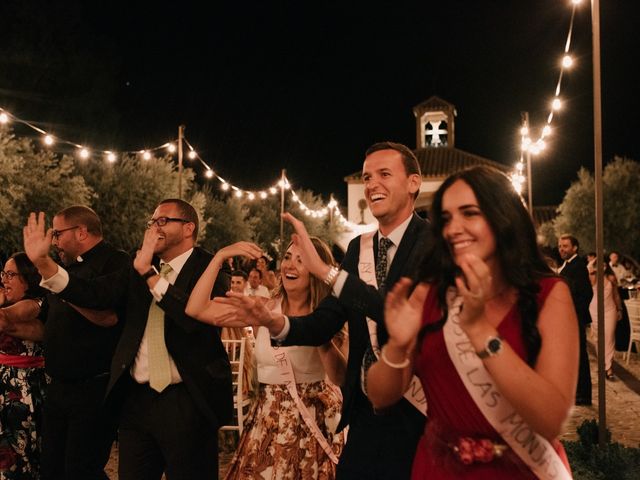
[121,364,126,370]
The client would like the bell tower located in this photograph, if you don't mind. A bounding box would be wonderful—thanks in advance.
[412,96,457,148]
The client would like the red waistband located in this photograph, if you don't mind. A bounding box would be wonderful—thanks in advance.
[0,353,45,368]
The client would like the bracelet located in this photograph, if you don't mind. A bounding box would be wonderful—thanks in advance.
[380,345,411,369]
[323,266,340,286]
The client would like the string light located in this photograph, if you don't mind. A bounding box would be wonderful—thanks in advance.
[512,0,582,195]
[0,106,355,231]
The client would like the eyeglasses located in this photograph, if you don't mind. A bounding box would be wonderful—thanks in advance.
[52,225,79,239]
[0,270,20,281]
[147,217,190,228]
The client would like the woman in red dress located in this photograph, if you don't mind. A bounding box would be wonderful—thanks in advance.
[367,166,578,479]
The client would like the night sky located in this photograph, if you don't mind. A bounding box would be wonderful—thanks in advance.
[1,0,638,208]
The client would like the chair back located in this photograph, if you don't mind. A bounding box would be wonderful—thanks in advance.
[220,338,251,434]
[623,299,640,364]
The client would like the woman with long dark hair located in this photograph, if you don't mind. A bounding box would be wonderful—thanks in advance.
[0,252,47,479]
[367,166,578,479]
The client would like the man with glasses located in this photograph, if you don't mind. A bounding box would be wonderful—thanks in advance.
[107,198,233,479]
[23,205,130,480]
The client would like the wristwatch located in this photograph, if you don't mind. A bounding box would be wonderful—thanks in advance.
[476,335,503,359]
[140,266,159,281]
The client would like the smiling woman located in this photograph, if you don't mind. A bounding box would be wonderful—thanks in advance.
[0,252,47,479]
[186,239,347,480]
[366,166,579,479]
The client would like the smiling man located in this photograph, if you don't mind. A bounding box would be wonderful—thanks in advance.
[106,198,232,479]
[236,141,432,479]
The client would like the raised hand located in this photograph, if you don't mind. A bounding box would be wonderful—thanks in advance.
[214,241,262,264]
[282,212,330,279]
[133,227,160,274]
[23,212,54,264]
[384,277,429,350]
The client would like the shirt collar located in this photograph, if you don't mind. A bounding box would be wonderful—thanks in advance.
[379,213,413,247]
[566,253,578,264]
[161,248,193,276]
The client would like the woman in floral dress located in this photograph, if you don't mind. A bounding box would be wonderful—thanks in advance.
[0,252,47,479]
[187,239,346,479]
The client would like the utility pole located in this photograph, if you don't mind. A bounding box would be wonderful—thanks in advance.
[279,169,286,262]
[178,125,185,199]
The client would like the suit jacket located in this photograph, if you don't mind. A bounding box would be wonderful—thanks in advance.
[560,255,593,326]
[62,246,233,428]
[282,213,431,431]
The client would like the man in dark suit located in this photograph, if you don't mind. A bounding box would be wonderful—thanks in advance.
[221,142,430,479]
[558,233,593,406]
[107,198,232,479]
[24,206,130,479]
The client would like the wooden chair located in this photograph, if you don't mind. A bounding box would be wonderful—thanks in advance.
[623,298,640,364]
[221,338,252,434]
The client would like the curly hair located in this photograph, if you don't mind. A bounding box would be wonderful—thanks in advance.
[7,252,47,300]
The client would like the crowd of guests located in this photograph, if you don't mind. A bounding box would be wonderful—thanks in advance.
[0,140,634,479]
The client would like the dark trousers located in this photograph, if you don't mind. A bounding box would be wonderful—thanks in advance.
[118,381,218,480]
[41,375,116,480]
[576,323,592,403]
[336,394,424,480]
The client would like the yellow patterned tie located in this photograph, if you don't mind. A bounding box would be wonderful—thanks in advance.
[146,263,173,392]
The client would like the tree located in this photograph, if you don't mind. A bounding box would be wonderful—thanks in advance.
[199,189,254,254]
[548,157,640,259]
[0,129,92,255]
[75,154,197,252]
[224,188,342,263]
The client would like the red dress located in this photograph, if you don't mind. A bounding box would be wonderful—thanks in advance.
[411,277,570,479]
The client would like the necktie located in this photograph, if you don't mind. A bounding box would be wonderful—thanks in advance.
[361,237,394,393]
[146,263,173,392]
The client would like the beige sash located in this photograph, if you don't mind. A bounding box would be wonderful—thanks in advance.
[442,288,572,479]
[270,302,340,464]
[359,232,427,415]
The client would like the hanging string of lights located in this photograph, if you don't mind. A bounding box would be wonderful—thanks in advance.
[511,0,583,195]
[0,105,356,227]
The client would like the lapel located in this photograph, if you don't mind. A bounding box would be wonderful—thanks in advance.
[173,248,198,292]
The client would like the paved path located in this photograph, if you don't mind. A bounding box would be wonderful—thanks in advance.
[561,339,640,446]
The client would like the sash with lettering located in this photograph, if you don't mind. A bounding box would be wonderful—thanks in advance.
[359,232,427,415]
[443,288,572,479]
[270,301,340,464]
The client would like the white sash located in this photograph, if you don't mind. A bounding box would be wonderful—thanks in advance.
[442,288,572,479]
[270,302,340,464]
[359,232,427,415]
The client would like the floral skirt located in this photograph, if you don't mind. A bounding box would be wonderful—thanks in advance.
[0,365,47,480]
[225,380,344,480]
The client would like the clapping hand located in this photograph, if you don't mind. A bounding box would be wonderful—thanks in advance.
[454,254,492,330]
[212,293,276,328]
[23,212,53,264]
[384,278,429,351]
